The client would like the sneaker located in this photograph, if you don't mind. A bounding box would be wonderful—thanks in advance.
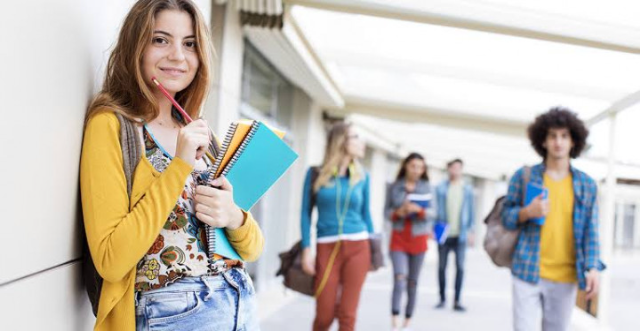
[435,301,446,309]
[453,303,466,312]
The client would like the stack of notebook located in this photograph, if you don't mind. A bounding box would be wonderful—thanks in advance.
[205,120,298,261]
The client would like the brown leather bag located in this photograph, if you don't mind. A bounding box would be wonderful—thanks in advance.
[276,167,385,295]
[369,233,384,271]
[483,166,530,268]
[275,240,315,296]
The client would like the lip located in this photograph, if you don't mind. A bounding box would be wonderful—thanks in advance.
[159,67,187,77]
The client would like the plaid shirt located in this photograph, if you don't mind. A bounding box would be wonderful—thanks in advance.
[501,163,605,290]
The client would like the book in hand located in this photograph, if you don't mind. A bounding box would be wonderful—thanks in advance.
[406,193,432,209]
[433,221,449,245]
[525,183,548,226]
[206,120,298,261]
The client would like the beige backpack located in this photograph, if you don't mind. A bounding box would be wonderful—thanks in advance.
[483,167,530,268]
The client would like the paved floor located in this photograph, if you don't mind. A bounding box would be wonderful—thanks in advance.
[607,252,640,331]
[260,246,640,331]
[261,247,513,330]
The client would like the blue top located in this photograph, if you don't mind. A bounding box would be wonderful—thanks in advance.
[300,167,374,248]
[501,163,606,290]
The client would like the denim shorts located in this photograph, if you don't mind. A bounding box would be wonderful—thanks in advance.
[135,268,260,331]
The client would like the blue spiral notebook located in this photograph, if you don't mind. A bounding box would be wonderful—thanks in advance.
[406,193,431,209]
[207,121,298,261]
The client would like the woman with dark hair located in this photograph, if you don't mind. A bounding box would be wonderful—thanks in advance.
[384,153,432,331]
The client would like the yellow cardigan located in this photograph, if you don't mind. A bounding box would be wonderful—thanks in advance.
[80,111,264,331]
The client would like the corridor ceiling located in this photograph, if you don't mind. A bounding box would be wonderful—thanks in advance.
[285,0,640,180]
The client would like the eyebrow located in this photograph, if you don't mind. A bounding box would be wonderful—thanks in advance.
[153,30,195,39]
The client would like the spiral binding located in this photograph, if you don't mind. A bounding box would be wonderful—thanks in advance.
[209,123,238,177]
[205,121,260,265]
[205,122,238,266]
[220,121,260,177]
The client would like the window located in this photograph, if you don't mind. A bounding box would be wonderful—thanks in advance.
[241,41,294,130]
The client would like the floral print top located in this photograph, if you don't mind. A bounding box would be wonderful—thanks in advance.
[134,113,241,292]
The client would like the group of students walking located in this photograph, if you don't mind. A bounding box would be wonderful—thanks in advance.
[299,108,603,331]
[79,1,603,331]
[296,126,475,331]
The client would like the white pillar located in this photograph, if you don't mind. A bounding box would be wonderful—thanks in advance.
[635,201,640,248]
[598,112,617,325]
[614,203,624,247]
[204,3,244,134]
[369,149,389,233]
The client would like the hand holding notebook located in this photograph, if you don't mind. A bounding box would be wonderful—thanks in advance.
[205,120,298,261]
[525,183,548,226]
[149,78,296,261]
[406,193,431,209]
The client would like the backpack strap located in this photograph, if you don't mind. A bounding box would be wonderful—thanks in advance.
[115,113,141,197]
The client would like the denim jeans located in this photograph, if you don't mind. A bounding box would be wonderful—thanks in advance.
[390,251,426,318]
[135,268,260,331]
[438,237,466,303]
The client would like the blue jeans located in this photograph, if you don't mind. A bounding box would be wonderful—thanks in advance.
[390,251,426,318]
[135,269,260,331]
[438,237,466,303]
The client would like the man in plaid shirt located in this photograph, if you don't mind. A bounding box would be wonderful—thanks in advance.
[502,108,605,331]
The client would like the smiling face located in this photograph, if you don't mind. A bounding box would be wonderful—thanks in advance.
[142,9,199,96]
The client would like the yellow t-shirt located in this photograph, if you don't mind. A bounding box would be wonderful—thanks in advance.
[539,173,577,283]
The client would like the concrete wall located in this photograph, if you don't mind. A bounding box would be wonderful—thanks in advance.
[0,1,210,329]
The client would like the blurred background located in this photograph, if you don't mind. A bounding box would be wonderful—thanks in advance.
[1,0,639,330]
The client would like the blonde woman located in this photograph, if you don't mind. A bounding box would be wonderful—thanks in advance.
[300,122,374,331]
[80,1,263,330]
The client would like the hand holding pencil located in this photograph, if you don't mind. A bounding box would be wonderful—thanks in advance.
[152,77,213,165]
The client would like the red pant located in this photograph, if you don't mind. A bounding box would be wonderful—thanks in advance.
[313,240,371,331]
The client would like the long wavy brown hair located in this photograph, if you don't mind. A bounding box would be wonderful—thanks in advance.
[313,122,365,192]
[86,0,213,122]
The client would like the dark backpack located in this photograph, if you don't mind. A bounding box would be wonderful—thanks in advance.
[483,166,530,268]
[82,113,219,316]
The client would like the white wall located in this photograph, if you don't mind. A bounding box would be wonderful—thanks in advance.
[0,1,212,329]
[206,2,244,134]
[368,149,389,233]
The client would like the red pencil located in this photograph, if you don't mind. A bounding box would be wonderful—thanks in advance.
[151,76,214,160]
[151,76,194,123]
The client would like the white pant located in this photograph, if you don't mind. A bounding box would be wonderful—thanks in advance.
[512,276,578,331]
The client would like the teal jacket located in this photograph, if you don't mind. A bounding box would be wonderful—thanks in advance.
[300,168,374,249]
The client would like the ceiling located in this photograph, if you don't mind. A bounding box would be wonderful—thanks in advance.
[283,0,640,180]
